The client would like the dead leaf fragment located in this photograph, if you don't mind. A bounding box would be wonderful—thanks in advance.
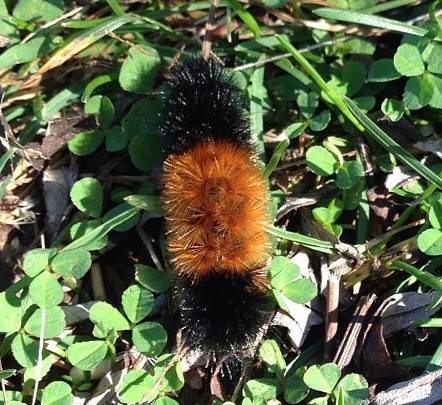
[42,114,98,159]
[366,183,399,230]
[0,34,10,48]
[377,117,424,147]
[61,301,98,326]
[362,310,410,384]
[382,292,442,338]
[273,306,322,348]
[42,165,78,239]
[358,293,438,387]
[363,368,442,405]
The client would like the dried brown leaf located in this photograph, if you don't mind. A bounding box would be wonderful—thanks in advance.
[363,368,442,405]
[42,114,98,159]
[42,165,78,239]
[382,292,442,337]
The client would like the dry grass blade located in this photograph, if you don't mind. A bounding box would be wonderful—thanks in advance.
[38,15,144,75]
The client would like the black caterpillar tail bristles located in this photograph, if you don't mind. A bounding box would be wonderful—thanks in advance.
[176,273,273,355]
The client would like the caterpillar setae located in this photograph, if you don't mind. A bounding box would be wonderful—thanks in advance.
[161,56,273,357]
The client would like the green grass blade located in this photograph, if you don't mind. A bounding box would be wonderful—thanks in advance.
[0,174,11,201]
[415,319,442,327]
[264,139,290,178]
[62,207,138,251]
[426,340,442,371]
[106,0,126,16]
[345,97,442,192]
[106,0,147,43]
[0,149,16,173]
[39,15,143,74]
[387,260,442,293]
[226,0,260,37]
[361,0,421,14]
[38,14,176,75]
[396,356,431,368]
[357,188,370,244]
[142,1,221,20]
[250,59,266,160]
[267,226,335,254]
[63,18,111,29]
[314,7,429,37]
[430,1,442,41]
[276,35,364,132]
[124,195,162,213]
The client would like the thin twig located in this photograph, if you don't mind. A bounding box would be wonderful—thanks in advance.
[202,0,220,60]
[333,294,377,369]
[136,221,164,272]
[324,270,340,361]
[235,37,351,71]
